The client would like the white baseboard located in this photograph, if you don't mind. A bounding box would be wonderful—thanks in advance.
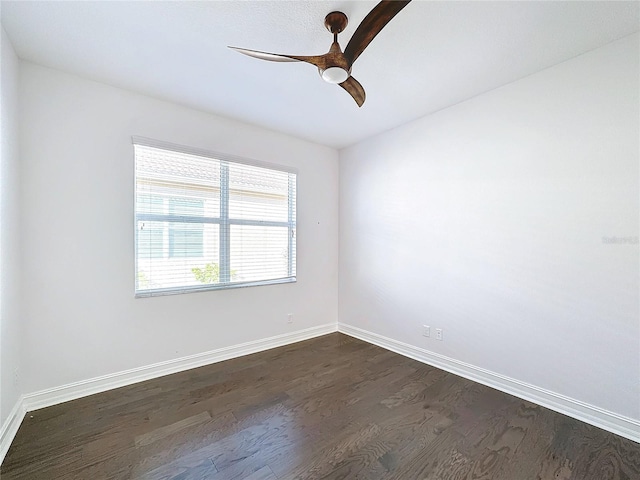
[338,323,640,444]
[0,396,26,465]
[23,323,337,412]
[1,323,336,464]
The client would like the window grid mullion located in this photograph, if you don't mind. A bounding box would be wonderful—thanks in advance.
[219,162,231,283]
[135,214,221,224]
[227,219,290,228]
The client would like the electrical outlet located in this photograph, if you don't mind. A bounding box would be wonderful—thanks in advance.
[436,328,443,341]
[287,313,293,324]
[422,325,430,337]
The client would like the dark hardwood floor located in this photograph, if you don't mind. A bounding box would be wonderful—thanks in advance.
[2,333,639,479]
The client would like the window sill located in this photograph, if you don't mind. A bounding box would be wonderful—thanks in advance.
[135,277,297,298]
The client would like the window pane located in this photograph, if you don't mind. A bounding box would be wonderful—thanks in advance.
[229,191,288,222]
[167,199,205,258]
[136,145,221,219]
[169,198,204,217]
[230,225,289,282]
[137,220,164,259]
[228,162,289,222]
[136,194,164,215]
[136,223,219,291]
[169,226,203,258]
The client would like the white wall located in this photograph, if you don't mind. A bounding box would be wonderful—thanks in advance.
[1,26,22,426]
[19,62,339,394]
[339,34,639,420]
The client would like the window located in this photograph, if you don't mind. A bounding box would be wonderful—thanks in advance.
[134,139,296,296]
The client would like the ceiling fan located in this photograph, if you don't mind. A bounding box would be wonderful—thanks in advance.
[229,1,412,107]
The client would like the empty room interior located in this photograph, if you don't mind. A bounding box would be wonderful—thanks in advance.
[0,1,639,479]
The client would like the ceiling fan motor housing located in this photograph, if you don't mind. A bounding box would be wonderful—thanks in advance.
[318,30,351,84]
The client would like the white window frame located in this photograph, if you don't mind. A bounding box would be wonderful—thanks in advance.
[133,137,297,297]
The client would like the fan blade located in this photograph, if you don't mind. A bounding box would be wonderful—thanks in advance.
[339,76,366,107]
[229,47,324,67]
[343,0,411,65]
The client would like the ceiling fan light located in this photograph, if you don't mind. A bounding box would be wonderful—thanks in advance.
[321,67,349,84]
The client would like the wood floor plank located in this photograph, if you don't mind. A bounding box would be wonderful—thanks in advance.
[130,411,237,477]
[1,333,638,480]
[243,465,278,480]
[134,411,212,447]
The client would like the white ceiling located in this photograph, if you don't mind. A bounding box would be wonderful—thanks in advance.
[2,1,638,149]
